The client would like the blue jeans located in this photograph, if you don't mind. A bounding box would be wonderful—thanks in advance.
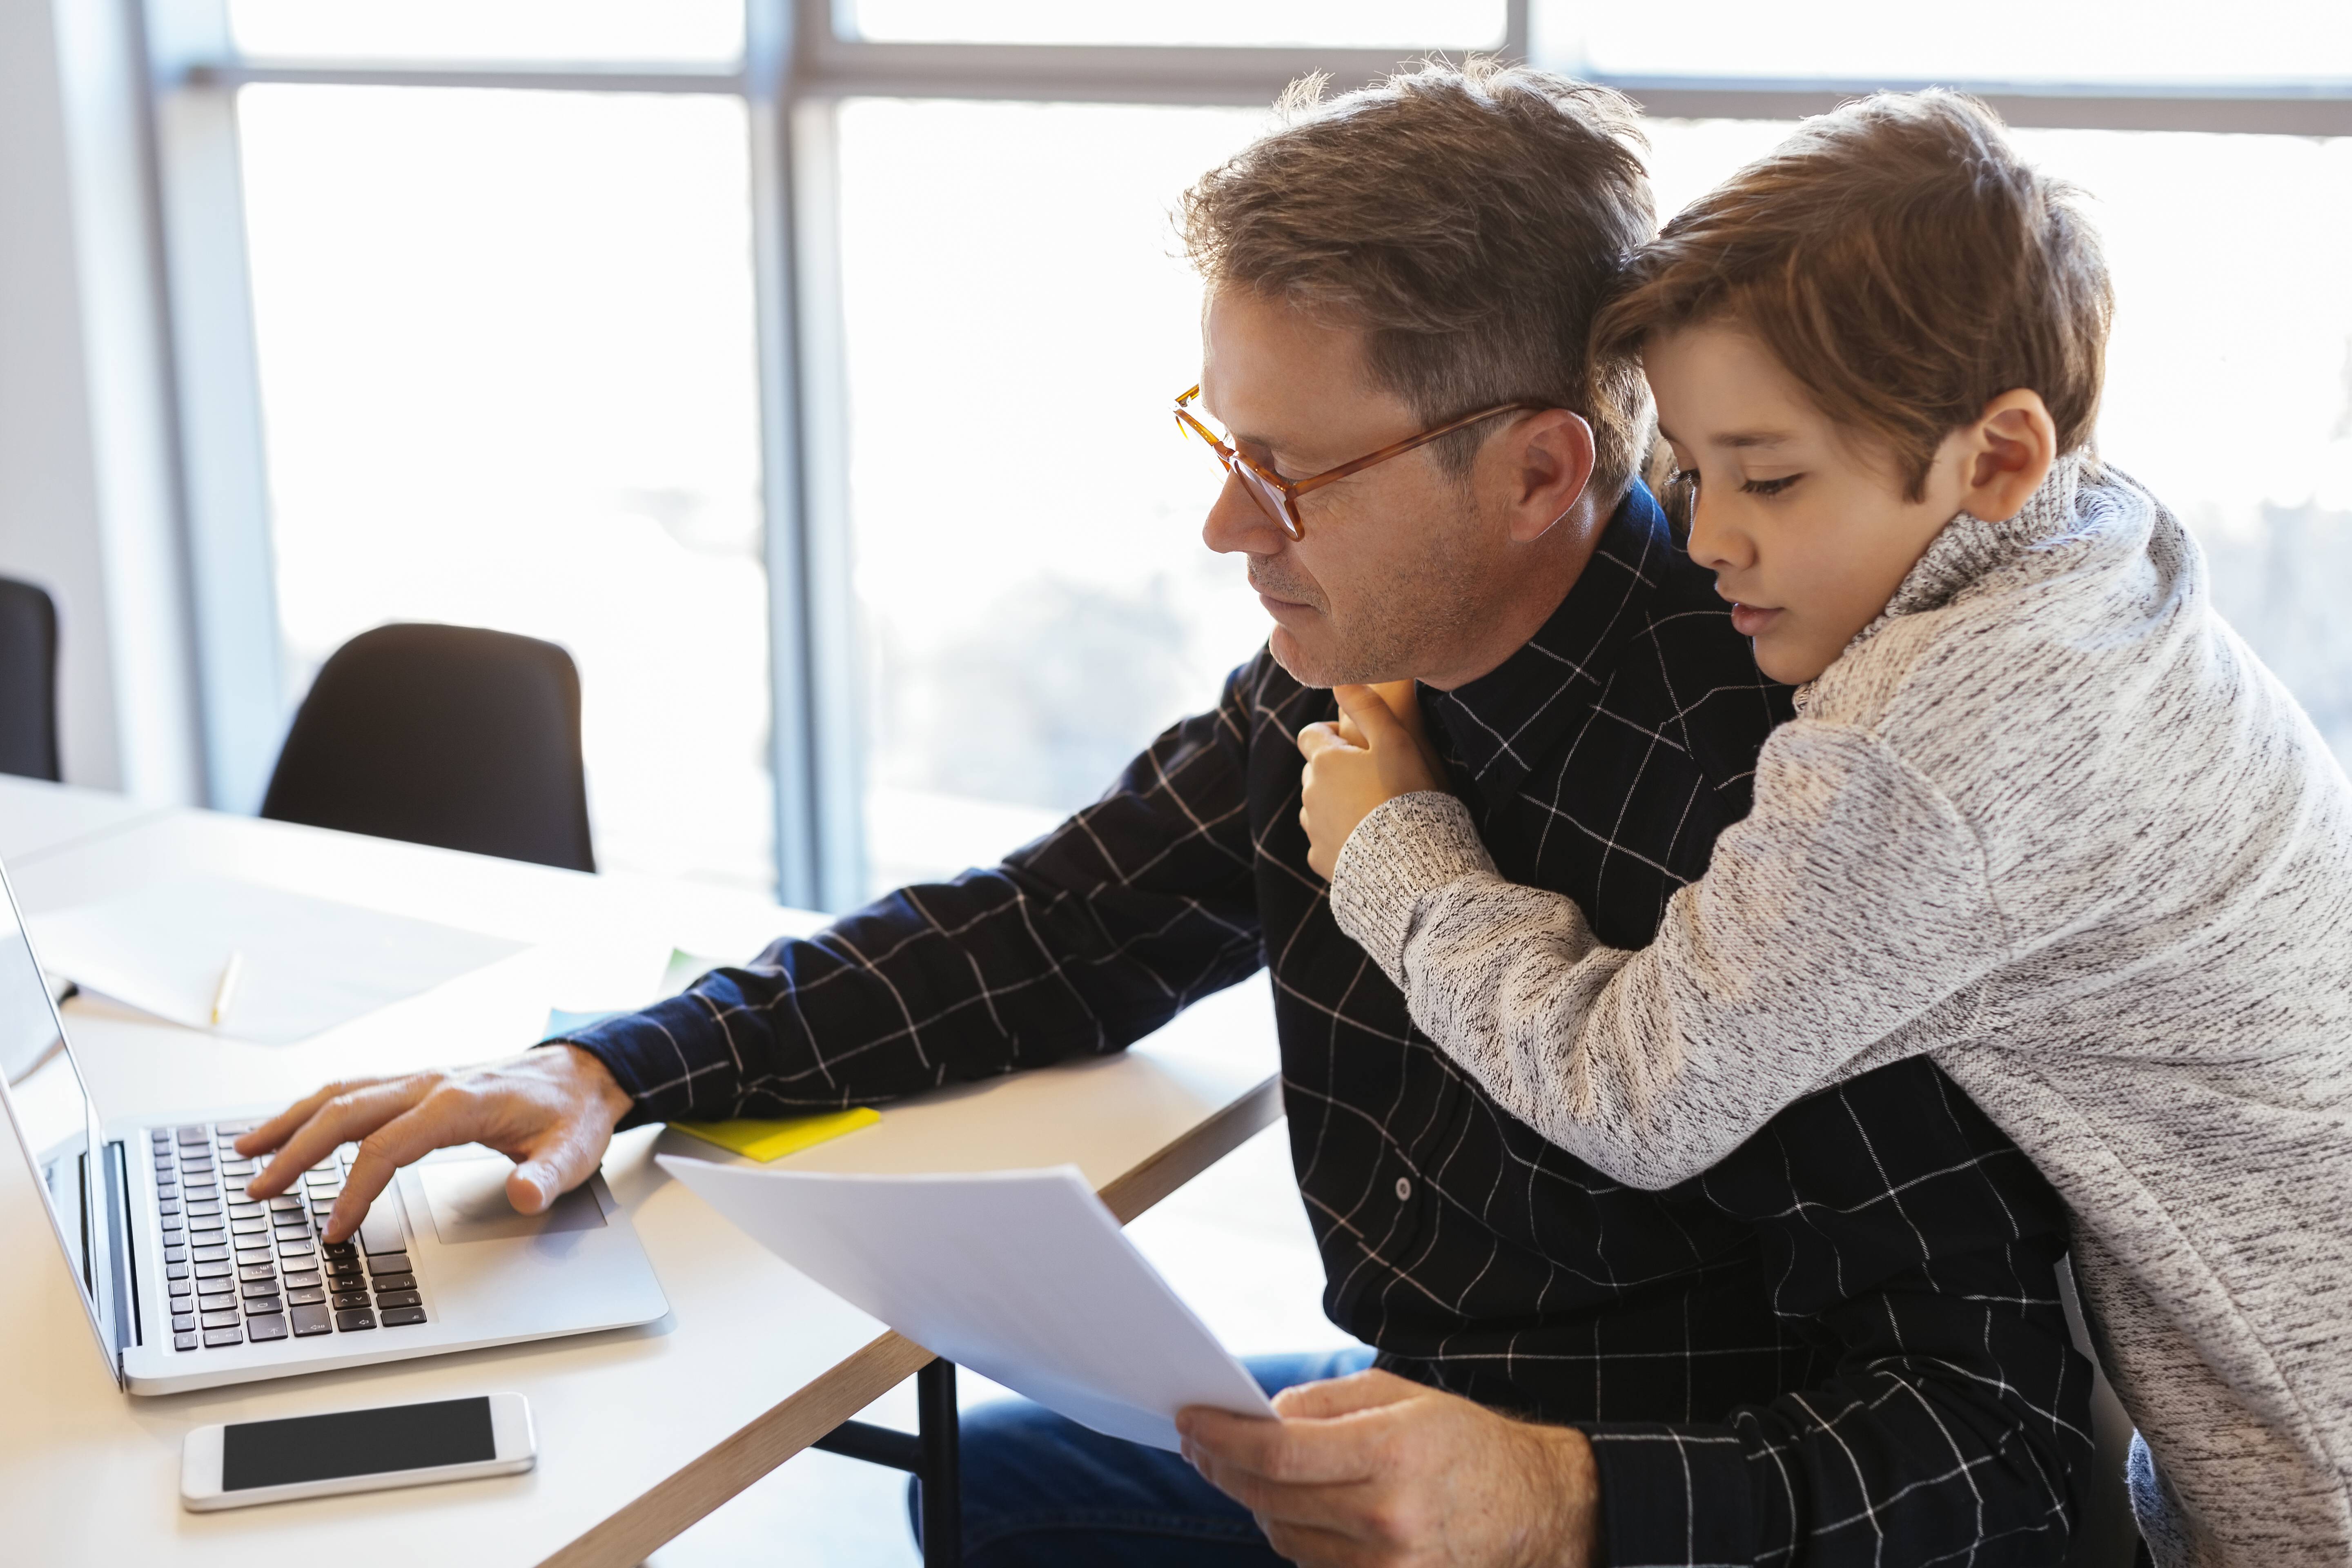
[909,1348,1376,1567]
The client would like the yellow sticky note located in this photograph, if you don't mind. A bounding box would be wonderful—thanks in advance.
[668,1107,881,1163]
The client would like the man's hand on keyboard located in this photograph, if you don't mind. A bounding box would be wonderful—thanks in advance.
[234,1046,636,1244]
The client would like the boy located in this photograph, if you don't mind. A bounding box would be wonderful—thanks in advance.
[1299,91,2352,1566]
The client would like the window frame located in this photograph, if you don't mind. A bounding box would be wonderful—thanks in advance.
[134,0,2352,909]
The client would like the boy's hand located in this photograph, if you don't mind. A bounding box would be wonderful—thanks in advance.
[1298,681,1448,880]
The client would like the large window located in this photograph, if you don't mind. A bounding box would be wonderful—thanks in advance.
[146,0,2352,913]
[834,99,1271,890]
[236,85,775,892]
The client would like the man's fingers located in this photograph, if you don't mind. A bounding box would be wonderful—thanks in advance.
[321,1082,496,1240]
[1271,1368,1422,1421]
[506,1112,610,1214]
[1260,1518,1378,1568]
[234,1079,378,1160]
[1179,1408,1379,1488]
[246,1076,434,1200]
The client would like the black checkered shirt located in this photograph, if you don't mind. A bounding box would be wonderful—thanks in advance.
[570,483,2094,1566]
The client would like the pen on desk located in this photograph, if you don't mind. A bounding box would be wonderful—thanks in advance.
[210,951,244,1027]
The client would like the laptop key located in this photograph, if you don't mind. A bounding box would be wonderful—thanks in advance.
[357,1200,404,1258]
[267,1194,305,1212]
[239,1276,282,1297]
[164,1246,187,1264]
[379,1306,427,1327]
[364,1252,411,1276]
[189,1261,224,1279]
[237,1262,276,1282]
[285,1286,326,1306]
[202,1326,243,1347]
[369,1273,416,1294]
[282,1270,323,1290]
[174,1127,207,1144]
[167,1278,192,1299]
[244,1299,283,1321]
[334,1309,376,1332]
[173,1332,199,1351]
[192,1244,229,1263]
[199,1309,240,1329]
[373,1290,422,1310]
[290,1303,332,1336]
[172,1314,195,1333]
[197,1287,237,1308]
[278,1241,314,1259]
[331,1290,371,1311]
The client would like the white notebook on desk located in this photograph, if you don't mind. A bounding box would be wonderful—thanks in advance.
[657,1156,1276,1449]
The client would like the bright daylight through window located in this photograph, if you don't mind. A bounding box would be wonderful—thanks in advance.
[236,85,775,893]
[202,0,2352,910]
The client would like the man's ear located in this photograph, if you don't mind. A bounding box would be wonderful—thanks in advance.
[1956,390,2058,523]
[1497,409,1596,543]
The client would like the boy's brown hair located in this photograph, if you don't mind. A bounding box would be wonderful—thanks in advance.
[1181,59,1655,499]
[1594,90,2113,499]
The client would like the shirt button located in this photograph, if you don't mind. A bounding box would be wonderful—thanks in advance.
[1394,1176,1412,1202]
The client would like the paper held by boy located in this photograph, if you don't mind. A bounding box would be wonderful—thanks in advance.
[657,1156,1276,1449]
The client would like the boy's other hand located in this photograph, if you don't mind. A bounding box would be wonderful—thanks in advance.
[1297,681,1448,880]
[232,1045,636,1243]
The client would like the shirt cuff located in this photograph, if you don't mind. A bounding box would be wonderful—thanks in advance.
[538,992,729,1129]
[1327,791,1496,980]
[1578,1422,1760,1568]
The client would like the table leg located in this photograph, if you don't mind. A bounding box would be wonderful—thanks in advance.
[808,1357,960,1566]
[917,1359,960,1567]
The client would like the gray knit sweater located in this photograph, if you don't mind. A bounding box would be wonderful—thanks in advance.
[1329,457,2352,1567]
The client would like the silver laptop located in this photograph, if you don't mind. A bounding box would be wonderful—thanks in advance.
[0,857,669,1395]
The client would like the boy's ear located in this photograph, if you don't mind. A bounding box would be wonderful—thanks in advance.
[1957,389,2058,523]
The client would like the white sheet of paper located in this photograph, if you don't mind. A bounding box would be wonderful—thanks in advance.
[26,874,525,1046]
[657,1156,1276,1450]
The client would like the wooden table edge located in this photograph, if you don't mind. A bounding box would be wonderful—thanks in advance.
[538,1072,1285,1568]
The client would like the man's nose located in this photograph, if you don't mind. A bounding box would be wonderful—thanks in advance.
[1202,470,1285,558]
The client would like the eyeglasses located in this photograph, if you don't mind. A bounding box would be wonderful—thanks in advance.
[1173,384,1549,541]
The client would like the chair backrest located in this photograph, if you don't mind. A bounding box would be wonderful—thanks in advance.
[0,578,61,783]
[261,623,595,872]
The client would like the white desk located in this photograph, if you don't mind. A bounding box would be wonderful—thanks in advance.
[0,774,169,864]
[0,799,1281,1566]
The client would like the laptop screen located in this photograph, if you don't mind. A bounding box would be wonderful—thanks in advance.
[0,863,120,1379]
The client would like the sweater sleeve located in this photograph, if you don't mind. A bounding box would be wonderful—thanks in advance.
[1327,719,2010,1190]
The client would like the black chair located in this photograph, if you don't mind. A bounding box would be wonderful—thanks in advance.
[261,623,595,872]
[0,577,62,782]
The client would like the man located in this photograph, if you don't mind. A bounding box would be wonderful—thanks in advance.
[241,62,2094,1567]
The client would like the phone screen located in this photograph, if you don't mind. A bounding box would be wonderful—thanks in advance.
[222,1396,496,1490]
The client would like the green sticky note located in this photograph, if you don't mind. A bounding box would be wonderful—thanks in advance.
[668,1107,882,1162]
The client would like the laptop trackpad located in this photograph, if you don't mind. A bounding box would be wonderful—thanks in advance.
[419,1158,607,1244]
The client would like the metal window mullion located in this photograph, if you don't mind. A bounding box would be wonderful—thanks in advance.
[143,0,288,813]
[748,0,866,911]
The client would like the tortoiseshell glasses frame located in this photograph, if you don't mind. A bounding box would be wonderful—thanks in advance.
[1173,384,1550,541]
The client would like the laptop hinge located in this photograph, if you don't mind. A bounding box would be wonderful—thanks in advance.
[105,1140,140,1357]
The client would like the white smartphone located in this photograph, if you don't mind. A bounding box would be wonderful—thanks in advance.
[180,1392,535,1511]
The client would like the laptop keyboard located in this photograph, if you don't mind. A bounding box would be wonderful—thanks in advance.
[151,1122,430,1352]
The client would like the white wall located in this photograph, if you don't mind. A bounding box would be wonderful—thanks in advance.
[0,0,200,802]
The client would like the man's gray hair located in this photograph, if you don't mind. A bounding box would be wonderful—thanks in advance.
[1180,58,1655,498]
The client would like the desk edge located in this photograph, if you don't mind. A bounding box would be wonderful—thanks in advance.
[538,1072,1284,1568]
